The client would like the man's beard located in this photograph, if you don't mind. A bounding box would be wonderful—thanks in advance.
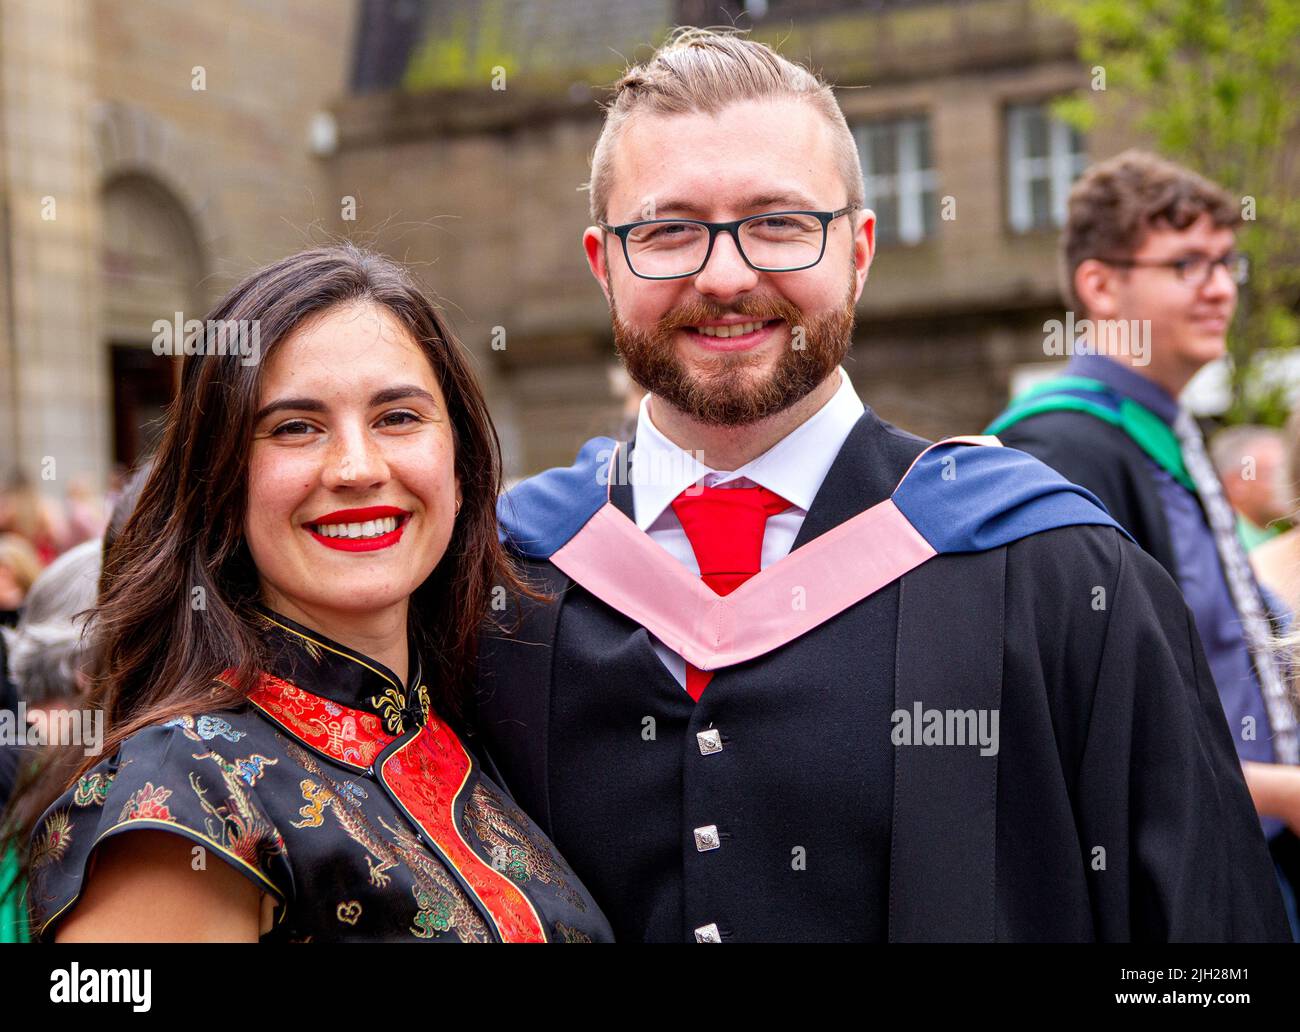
[610,269,857,428]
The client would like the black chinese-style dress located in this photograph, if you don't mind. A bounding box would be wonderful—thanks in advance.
[27,608,613,942]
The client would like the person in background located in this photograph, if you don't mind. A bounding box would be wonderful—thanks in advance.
[0,534,42,628]
[0,538,103,942]
[3,539,103,720]
[988,150,1300,936]
[1212,425,1288,551]
[63,476,109,550]
[0,477,69,566]
[1254,407,1300,615]
[1,456,167,941]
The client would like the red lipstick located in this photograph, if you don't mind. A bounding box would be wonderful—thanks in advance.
[303,505,410,553]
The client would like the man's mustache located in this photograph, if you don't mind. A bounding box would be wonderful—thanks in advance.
[655,296,805,334]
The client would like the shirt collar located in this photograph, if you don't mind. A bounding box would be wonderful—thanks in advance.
[629,367,866,530]
[251,604,428,735]
[1065,353,1180,425]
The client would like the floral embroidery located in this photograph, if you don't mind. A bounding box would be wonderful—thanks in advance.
[73,771,115,808]
[256,611,323,662]
[31,810,72,870]
[243,672,388,769]
[119,782,174,822]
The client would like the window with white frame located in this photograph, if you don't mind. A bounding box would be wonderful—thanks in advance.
[854,117,937,246]
[1005,102,1087,232]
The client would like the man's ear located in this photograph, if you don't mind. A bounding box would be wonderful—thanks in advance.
[583,226,613,306]
[1074,259,1121,320]
[852,208,876,303]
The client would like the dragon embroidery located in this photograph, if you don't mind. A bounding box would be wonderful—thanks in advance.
[463,780,587,911]
[283,739,491,942]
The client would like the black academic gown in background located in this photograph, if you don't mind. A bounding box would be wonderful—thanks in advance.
[997,409,1178,579]
[473,409,1290,942]
[999,405,1300,923]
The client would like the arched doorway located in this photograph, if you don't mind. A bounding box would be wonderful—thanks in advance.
[100,173,204,468]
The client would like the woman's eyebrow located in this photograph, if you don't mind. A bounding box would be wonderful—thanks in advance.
[253,396,325,423]
[253,385,438,423]
[369,385,439,408]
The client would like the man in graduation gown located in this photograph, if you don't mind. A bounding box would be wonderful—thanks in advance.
[989,151,1300,935]
[472,31,1289,942]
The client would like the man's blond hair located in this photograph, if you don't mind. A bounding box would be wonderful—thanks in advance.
[587,27,864,222]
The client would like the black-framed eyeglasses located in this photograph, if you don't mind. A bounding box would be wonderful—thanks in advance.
[598,204,859,280]
[1100,251,1249,287]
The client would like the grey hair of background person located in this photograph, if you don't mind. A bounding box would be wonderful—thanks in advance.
[2,538,102,704]
[1209,424,1282,478]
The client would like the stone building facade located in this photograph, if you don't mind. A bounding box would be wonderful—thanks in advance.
[0,0,355,492]
[3,0,1138,488]
[329,0,1136,472]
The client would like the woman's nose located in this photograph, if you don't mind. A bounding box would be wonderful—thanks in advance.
[322,424,389,489]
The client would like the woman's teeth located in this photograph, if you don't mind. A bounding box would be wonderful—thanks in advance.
[694,320,768,338]
[312,516,400,539]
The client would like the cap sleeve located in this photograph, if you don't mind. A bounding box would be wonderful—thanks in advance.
[26,718,293,940]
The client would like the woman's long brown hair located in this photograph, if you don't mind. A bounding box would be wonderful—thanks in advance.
[7,244,528,890]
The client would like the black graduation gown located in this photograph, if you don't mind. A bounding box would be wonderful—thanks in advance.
[473,408,1290,942]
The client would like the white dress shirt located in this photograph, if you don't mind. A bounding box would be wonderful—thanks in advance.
[629,367,866,687]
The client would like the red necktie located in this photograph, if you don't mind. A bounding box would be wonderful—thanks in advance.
[670,483,792,700]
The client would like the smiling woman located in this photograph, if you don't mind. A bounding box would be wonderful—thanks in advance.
[15,245,614,943]
[243,301,462,674]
